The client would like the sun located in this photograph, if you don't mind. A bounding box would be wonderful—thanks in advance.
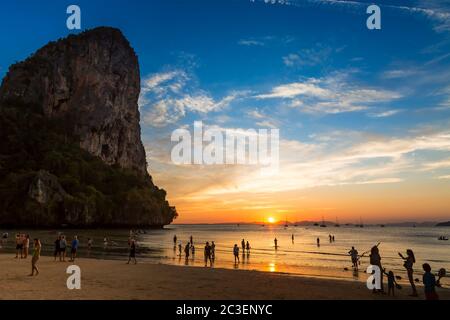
[267,217,276,224]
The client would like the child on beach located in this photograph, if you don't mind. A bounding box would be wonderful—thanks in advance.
[383,269,399,296]
[422,263,439,300]
[127,239,137,264]
[348,247,359,270]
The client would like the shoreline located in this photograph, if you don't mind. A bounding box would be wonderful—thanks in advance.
[1,254,449,300]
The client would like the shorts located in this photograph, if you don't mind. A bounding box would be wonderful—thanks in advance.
[60,247,66,253]
[71,248,77,254]
[16,244,23,250]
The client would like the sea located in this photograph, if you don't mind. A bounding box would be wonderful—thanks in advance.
[1,224,449,285]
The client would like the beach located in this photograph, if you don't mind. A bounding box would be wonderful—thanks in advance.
[1,254,448,300]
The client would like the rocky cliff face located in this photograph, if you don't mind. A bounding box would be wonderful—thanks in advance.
[0,27,146,175]
[0,27,177,228]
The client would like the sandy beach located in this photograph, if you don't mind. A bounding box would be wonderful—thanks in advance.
[1,254,448,300]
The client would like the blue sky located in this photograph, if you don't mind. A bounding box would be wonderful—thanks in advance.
[1,0,450,222]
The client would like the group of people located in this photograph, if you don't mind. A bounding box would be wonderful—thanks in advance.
[173,235,216,267]
[1,232,42,276]
[53,235,80,262]
[348,244,444,300]
[232,239,251,263]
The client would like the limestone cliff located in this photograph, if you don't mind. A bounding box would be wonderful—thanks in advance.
[0,27,177,228]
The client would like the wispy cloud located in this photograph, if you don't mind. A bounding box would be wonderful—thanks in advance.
[238,39,265,46]
[255,72,402,114]
[140,69,248,127]
[368,109,402,118]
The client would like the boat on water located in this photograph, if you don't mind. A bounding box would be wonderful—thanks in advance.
[335,217,340,227]
[284,217,289,228]
[359,217,364,228]
[320,216,327,228]
[438,236,449,241]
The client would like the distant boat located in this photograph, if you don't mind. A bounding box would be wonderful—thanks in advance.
[335,217,340,227]
[438,236,449,241]
[320,216,327,228]
[380,224,385,228]
[359,217,364,228]
[313,223,319,227]
[284,217,289,228]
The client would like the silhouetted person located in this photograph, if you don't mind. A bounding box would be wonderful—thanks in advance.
[349,246,359,270]
[329,234,332,243]
[317,238,320,247]
[291,234,294,243]
[211,241,216,259]
[29,239,41,276]
[173,235,177,246]
[190,236,193,246]
[178,242,182,256]
[383,269,397,296]
[246,241,250,253]
[241,239,245,252]
[422,263,439,300]
[204,242,212,267]
[399,249,418,297]
[184,243,190,259]
[274,238,278,249]
[127,239,137,264]
[370,245,384,293]
[233,244,240,263]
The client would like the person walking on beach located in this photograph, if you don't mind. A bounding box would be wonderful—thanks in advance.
[348,247,359,270]
[127,239,137,264]
[87,238,93,251]
[369,245,384,293]
[23,234,30,259]
[422,263,439,300]
[398,249,418,297]
[173,235,177,246]
[184,243,190,259]
[317,237,320,247]
[190,236,193,246]
[274,238,278,249]
[15,234,23,259]
[211,241,216,259]
[70,236,79,262]
[60,236,67,262]
[178,242,182,256]
[241,239,245,252]
[29,239,41,276]
[246,241,250,253]
[332,235,335,242]
[233,244,240,264]
[204,242,212,267]
[291,234,294,243]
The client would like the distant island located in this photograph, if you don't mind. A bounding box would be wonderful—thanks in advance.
[436,221,450,227]
[0,27,177,228]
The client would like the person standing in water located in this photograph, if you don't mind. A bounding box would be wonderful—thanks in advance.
[190,236,193,246]
[274,238,278,249]
[211,241,216,259]
[29,239,41,276]
[184,243,190,259]
[204,242,212,267]
[291,234,294,244]
[178,242,182,256]
[317,238,320,247]
[241,239,245,252]
[399,249,418,297]
[246,241,250,253]
[127,239,137,264]
[233,244,240,263]
[173,235,177,246]
[348,246,359,270]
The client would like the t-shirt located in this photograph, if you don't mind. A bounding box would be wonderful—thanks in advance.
[60,239,67,249]
[233,247,239,255]
[72,239,79,249]
[423,272,436,293]
[204,245,211,255]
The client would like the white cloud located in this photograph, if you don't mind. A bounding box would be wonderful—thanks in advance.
[255,73,402,114]
[368,109,402,118]
[140,70,247,127]
[238,39,265,46]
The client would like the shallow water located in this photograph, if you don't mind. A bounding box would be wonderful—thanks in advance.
[1,224,449,285]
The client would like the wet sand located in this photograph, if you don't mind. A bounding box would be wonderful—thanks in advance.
[0,254,448,300]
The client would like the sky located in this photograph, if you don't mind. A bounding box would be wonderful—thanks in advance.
[1,0,450,223]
